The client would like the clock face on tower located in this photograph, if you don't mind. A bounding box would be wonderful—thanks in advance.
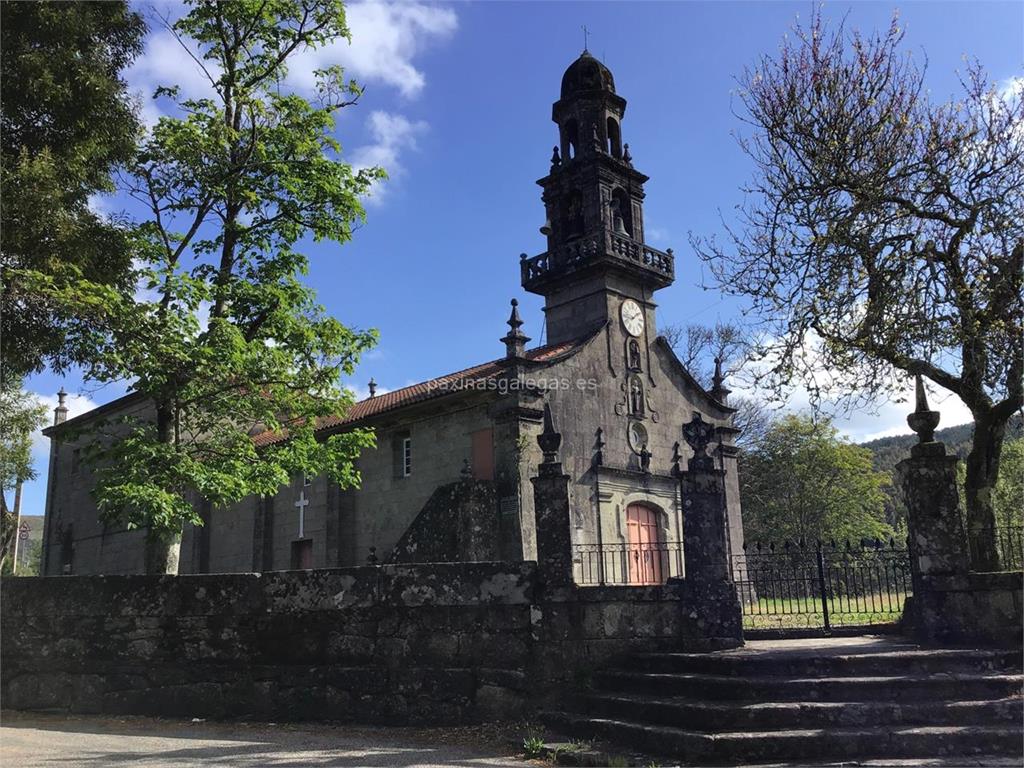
[620,299,645,337]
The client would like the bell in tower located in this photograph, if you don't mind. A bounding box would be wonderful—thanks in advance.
[521,51,675,346]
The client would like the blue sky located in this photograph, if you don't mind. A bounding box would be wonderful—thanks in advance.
[22,1,1023,518]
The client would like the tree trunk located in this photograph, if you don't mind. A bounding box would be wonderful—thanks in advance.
[963,410,1005,571]
[144,526,182,575]
[147,401,182,575]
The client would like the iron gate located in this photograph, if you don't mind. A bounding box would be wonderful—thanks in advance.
[731,539,912,632]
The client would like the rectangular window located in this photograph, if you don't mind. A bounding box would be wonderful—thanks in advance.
[471,428,495,481]
[393,431,412,479]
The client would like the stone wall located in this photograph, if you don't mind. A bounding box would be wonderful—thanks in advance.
[390,480,500,564]
[906,571,1023,647]
[1,561,739,724]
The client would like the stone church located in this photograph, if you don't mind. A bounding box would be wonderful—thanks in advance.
[40,52,744,580]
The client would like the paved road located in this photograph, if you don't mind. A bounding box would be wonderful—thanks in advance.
[0,712,537,767]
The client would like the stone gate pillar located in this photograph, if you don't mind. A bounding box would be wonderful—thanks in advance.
[531,404,574,587]
[679,413,730,583]
[895,377,970,581]
[676,412,743,648]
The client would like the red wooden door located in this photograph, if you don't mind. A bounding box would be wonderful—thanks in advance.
[626,504,665,585]
[291,539,313,570]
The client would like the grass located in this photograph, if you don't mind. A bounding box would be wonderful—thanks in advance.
[521,734,546,759]
[741,591,908,630]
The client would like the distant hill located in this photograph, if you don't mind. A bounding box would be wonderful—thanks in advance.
[861,416,1023,474]
[859,416,1022,531]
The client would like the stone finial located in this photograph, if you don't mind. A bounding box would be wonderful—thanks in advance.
[623,143,633,165]
[671,441,682,476]
[54,387,69,426]
[682,412,716,472]
[367,546,378,565]
[907,374,943,457]
[368,378,377,398]
[711,357,732,404]
[500,298,530,359]
[639,443,651,474]
[591,123,602,152]
[550,145,561,171]
[537,403,562,466]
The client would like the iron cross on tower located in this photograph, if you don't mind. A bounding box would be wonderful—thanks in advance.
[294,490,309,539]
[581,24,590,51]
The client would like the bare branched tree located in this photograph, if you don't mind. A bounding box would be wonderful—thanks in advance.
[661,321,748,387]
[692,11,1023,568]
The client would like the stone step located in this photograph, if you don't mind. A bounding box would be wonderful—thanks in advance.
[577,692,1023,731]
[621,648,1023,678]
[594,670,1024,702]
[541,712,1024,764]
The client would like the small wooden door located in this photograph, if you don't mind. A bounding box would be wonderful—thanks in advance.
[626,504,665,585]
[470,428,495,481]
[291,539,313,570]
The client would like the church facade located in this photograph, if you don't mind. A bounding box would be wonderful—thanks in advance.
[40,52,745,580]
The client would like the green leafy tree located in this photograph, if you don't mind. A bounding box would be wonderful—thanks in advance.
[49,0,382,573]
[694,11,1023,569]
[1,1,145,377]
[992,440,1023,532]
[740,414,892,545]
[956,437,1023,567]
[0,381,48,571]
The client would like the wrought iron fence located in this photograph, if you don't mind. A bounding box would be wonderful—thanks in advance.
[965,525,1023,571]
[731,539,912,632]
[574,541,684,586]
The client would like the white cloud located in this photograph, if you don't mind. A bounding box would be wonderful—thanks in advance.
[288,2,458,99]
[29,391,100,454]
[729,333,974,444]
[125,29,220,128]
[998,75,1023,100]
[352,110,428,201]
[348,382,390,401]
[646,226,670,245]
[125,2,458,122]
[122,3,454,202]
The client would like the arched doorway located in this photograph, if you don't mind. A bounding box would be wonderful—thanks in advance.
[626,504,665,585]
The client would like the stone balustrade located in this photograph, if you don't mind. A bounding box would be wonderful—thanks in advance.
[522,230,674,290]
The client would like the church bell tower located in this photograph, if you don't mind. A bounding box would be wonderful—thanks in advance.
[522,51,675,345]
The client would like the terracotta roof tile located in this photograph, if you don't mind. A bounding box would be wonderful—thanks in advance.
[252,338,583,448]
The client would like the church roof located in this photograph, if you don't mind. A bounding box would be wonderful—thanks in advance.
[251,337,585,448]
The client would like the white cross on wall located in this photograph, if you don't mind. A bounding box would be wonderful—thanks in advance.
[295,490,309,539]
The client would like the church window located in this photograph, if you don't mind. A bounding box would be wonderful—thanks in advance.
[303,473,312,487]
[607,116,622,158]
[403,437,412,477]
[392,431,412,479]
